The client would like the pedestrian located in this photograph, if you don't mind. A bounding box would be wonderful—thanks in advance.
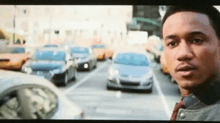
[23,39,26,44]
[161,6,220,121]
[16,38,21,44]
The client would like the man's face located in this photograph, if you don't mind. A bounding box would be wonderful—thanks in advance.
[162,12,220,90]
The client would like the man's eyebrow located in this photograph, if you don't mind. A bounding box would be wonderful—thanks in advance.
[187,31,206,36]
[164,35,178,41]
[164,31,206,41]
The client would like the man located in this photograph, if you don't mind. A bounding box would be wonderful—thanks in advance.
[161,6,220,121]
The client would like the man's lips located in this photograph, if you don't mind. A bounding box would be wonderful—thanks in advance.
[176,64,197,77]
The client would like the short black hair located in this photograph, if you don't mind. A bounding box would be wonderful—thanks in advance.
[161,6,220,39]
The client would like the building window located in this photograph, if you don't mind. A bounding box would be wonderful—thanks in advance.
[55,30,59,35]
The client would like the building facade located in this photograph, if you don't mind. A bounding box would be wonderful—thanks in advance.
[0,5,132,46]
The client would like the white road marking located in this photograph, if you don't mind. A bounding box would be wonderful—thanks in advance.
[152,71,172,118]
[63,62,107,94]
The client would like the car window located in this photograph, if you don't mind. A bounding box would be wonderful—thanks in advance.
[70,47,89,54]
[32,50,66,61]
[0,91,22,119]
[114,53,149,66]
[0,86,58,119]
[0,47,25,54]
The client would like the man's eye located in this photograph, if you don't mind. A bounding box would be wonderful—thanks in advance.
[191,39,203,44]
[167,42,178,48]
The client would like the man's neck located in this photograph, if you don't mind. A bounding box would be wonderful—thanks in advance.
[179,74,220,97]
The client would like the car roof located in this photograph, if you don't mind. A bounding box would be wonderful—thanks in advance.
[70,46,90,49]
[0,69,62,96]
[37,48,68,52]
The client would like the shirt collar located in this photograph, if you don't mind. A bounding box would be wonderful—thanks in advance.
[183,74,220,109]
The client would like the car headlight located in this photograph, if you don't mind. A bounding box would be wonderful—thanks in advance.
[50,67,66,75]
[23,67,32,74]
[109,67,119,76]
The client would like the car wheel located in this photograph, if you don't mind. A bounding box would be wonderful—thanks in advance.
[63,72,68,86]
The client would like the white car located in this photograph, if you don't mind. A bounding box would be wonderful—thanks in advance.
[0,69,84,119]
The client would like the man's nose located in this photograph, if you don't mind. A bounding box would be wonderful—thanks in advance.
[176,41,193,61]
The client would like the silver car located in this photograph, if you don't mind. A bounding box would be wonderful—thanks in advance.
[106,51,154,92]
[0,69,84,119]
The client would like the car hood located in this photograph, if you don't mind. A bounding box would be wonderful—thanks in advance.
[112,63,150,76]
[72,53,88,58]
[26,60,65,70]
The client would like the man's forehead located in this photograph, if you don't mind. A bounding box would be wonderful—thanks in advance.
[162,12,213,39]
[164,11,211,26]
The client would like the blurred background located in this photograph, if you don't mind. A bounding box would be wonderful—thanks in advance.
[0,5,220,120]
[0,5,166,47]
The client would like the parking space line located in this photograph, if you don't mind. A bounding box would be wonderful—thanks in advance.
[63,62,108,94]
[153,72,172,119]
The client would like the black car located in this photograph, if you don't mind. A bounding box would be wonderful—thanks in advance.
[70,46,97,71]
[21,48,77,86]
[44,44,59,48]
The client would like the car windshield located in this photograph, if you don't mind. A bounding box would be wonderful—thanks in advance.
[70,47,89,54]
[0,47,25,54]
[32,50,66,61]
[113,53,149,66]
[92,45,105,49]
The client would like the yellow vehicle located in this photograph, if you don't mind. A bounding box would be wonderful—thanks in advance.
[160,51,169,74]
[0,45,30,71]
[91,44,111,61]
[160,51,176,83]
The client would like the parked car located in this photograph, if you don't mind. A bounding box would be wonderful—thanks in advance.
[144,35,163,63]
[21,48,77,86]
[91,44,107,61]
[0,45,31,71]
[106,51,154,92]
[44,44,59,48]
[70,46,97,71]
[0,69,84,119]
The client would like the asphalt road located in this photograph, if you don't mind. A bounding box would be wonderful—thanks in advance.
[58,54,182,120]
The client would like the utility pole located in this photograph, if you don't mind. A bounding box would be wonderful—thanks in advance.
[13,5,16,44]
[49,8,52,44]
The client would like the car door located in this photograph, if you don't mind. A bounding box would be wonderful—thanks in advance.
[0,85,58,119]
